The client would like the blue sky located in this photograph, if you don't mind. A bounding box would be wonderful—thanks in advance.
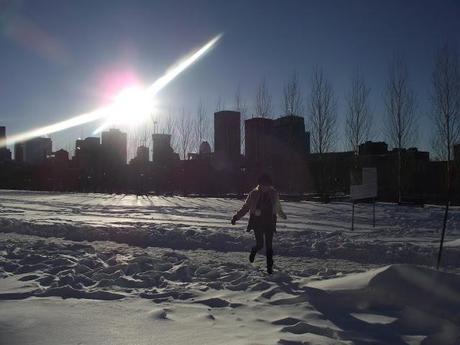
[1,0,459,155]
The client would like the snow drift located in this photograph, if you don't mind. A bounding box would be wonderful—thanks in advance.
[1,233,460,345]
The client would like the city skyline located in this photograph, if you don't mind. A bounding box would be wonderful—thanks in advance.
[1,0,460,155]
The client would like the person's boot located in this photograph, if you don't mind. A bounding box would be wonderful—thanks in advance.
[249,248,257,263]
[266,249,273,274]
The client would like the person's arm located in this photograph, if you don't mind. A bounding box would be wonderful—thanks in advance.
[274,192,287,219]
[232,192,253,224]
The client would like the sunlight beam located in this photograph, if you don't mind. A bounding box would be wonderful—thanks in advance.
[0,34,223,148]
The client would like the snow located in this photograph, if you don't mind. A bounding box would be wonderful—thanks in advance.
[1,190,460,267]
[306,266,390,290]
[445,238,460,247]
[1,190,460,344]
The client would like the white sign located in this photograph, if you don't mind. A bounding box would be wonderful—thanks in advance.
[350,167,377,200]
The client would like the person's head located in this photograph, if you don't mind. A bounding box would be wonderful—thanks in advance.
[257,173,272,190]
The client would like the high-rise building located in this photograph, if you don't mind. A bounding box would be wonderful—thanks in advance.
[272,115,308,157]
[14,143,24,162]
[0,126,5,142]
[75,137,101,168]
[76,137,100,153]
[245,117,274,164]
[0,149,12,162]
[0,126,12,162]
[101,129,127,166]
[152,134,177,164]
[214,111,241,161]
[23,137,52,164]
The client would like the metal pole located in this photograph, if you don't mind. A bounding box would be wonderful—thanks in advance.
[351,201,355,231]
[437,201,449,269]
[373,199,376,228]
[437,166,452,270]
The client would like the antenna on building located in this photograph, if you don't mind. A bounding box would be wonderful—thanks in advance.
[150,112,159,134]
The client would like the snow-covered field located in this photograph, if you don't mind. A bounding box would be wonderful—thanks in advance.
[1,190,460,344]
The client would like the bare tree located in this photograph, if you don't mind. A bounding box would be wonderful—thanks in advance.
[345,72,372,153]
[384,56,417,203]
[282,71,304,116]
[160,108,176,134]
[432,46,460,162]
[308,67,337,199]
[431,45,460,267]
[159,108,179,154]
[308,67,337,154]
[385,57,417,149]
[194,100,210,151]
[281,71,305,192]
[215,96,225,112]
[176,109,193,160]
[255,78,272,118]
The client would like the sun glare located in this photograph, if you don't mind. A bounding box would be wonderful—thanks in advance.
[110,86,154,126]
[0,34,222,148]
[92,85,156,134]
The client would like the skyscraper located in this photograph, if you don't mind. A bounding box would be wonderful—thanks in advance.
[245,117,274,164]
[214,111,240,170]
[152,133,176,164]
[75,137,101,169]
[23,137,52,164]
[101,129,127,166]
[0,126,12,162]
[272,115,308,157]
[14,143,24,162]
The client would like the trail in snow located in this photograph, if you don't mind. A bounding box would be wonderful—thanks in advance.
[1,191,460,344]
[1,191,460,267]
[1,233,459,345]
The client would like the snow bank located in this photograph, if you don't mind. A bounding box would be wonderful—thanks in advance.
[1,234,460,344]
[307,264,460,345]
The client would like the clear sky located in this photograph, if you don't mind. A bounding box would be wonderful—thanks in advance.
[1,0,459,156]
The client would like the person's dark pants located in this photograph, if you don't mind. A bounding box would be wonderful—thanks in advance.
[251,229,274,269]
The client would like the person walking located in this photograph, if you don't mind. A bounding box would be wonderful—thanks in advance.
[231,174,287,274]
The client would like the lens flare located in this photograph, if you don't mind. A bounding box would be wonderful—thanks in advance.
[93,86,155,134]
[0,34,223,148]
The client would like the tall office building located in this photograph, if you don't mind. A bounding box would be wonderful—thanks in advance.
[75,137,101,169]
[23,137,52,164]
[0,126,5,142]
[152,134,176,164]
[101,129,127,166]
[272,115,308,157]
[0,126,12,162]
[14,143,24,162]
[245,117,274,164]
[214,111,241,161]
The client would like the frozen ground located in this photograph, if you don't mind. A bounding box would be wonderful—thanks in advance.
[1,190,460,344]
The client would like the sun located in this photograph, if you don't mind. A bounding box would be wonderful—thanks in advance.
[109,85,155,127]
[92,84,156,134]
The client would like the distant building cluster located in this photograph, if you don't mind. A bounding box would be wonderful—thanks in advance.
[1,117,459,204]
